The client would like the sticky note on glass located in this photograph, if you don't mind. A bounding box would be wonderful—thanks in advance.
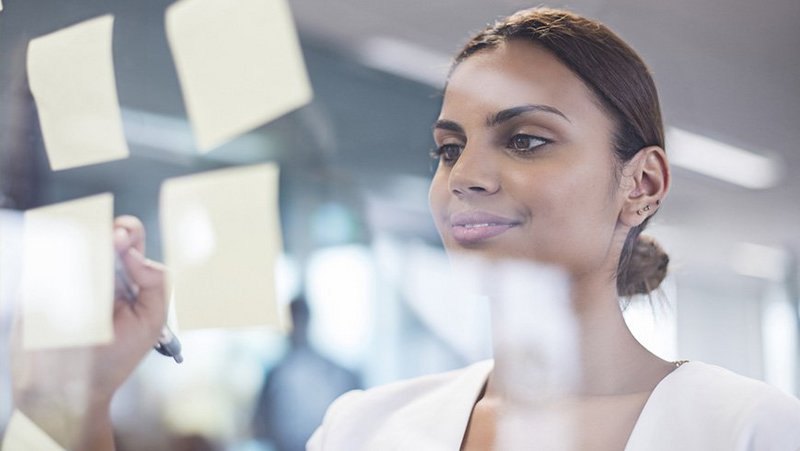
[165,0,312,152]
[21,193,114,349]
[1,410,67,451]
[26,15,129,171]
[161,164,282,330]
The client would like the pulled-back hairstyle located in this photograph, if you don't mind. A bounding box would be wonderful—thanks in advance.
[452,8,669,298]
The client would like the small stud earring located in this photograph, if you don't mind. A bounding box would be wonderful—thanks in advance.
[656,199,661,206]
[636,209,643,215]
[644,204,651,212]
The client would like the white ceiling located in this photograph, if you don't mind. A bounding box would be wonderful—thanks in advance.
[288,0,800,284]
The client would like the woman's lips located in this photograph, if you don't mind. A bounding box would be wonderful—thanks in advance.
[449,212,519,245]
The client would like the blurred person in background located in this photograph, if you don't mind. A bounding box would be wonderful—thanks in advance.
[9,6,800,451]
[251,296,360,451]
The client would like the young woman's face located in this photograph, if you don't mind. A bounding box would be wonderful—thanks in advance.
[429,40,627,275]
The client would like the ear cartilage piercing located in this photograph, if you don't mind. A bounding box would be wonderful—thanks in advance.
[656,199,661,206]
[644,205,651,211]
[636,209,643,215]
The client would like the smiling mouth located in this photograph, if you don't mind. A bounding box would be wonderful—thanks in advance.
[451,222,516,244]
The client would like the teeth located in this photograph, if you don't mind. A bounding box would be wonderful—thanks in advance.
[464,223,494,228]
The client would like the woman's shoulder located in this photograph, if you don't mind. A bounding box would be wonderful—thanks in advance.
[627,360,800,450]
[670,361,799,409]
[684,361,800,432]
[306,360,493,450]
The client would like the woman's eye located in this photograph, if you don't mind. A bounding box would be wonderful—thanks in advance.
[508,134,549,152]
[431,143,464,164]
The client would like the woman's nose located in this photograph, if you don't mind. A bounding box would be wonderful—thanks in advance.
[448,145,500,197]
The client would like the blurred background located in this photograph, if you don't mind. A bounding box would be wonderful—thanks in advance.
[1,0,798,449]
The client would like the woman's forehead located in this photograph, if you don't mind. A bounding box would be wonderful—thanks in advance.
[441,41,603,124]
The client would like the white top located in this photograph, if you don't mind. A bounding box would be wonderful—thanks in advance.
[307,360,800,450]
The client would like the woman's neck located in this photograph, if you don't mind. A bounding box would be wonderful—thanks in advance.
[484,269,673,401]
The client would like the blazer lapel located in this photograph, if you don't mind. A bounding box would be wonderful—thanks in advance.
[365,360,494,450]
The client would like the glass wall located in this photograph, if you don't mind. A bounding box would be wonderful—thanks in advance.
[1,0,798,449]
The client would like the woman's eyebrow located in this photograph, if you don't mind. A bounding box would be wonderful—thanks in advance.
[432,119,465,134]
[432,104,569,134]
[487,104,571,127]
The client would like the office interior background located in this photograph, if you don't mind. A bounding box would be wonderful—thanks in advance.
[0,0,798,449]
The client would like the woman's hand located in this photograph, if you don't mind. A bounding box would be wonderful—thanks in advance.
[11,215,167,450]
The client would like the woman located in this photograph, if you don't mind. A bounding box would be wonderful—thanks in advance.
[307,7,800,450]
[11,6,800,451]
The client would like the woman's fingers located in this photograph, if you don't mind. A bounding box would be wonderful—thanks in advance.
[113,215,167,334]
[120,246,168,333]
[121,247,164,291]
[113,215,146,255]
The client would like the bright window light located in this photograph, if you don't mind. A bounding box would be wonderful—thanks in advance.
[762,284,797,395]
[731,242,787,281]
[356,36,450,87]
[306,246,375,368]
[666,127,782,189]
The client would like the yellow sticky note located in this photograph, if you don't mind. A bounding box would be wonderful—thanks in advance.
[165,0,312,151]
[1,410,66,451]
[21,194,114,349]
[161,164,283,330]
[27,15,129,170]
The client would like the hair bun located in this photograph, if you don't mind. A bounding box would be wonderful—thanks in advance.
[619,235,669,297]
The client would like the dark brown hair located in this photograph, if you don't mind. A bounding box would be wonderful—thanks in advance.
[451,7,668,297]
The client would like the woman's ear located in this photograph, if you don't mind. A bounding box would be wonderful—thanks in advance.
[619,146,670,227]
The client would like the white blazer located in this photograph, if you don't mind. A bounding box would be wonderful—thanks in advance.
[307,360,800,450]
